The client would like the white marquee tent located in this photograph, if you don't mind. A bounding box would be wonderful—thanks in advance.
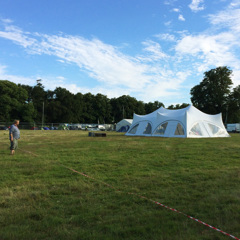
[116,119,133,132]
[125,105,229,138]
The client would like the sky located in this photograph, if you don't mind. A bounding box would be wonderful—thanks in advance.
[0,0,240,106]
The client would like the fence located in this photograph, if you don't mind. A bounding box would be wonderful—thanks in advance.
[0,122,116,131]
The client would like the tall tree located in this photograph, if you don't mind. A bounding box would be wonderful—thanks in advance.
[73,92,85,123]
[227,85,240,123]
[82,93,96,123]
[93,94,112,123]
[19,84,33,103]
[190,66,233,116]
[0,80,31,122]
[110,95,145,122]
[145,101,165,113]
[31,82,47,122]
[19,102,36,122]
[49,87,75,123]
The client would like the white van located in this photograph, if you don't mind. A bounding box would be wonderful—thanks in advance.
[227,123,240,132]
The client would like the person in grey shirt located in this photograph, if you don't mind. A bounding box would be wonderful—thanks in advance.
[9,120,20,155]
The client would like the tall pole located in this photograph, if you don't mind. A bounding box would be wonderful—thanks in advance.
[42,102,44,129]
[225,105,228,126]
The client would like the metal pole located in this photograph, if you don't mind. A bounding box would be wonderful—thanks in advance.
[42,102,44,129]
[225,105,228,125]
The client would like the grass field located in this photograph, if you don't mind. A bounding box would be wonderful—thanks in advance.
[0,130,239,240]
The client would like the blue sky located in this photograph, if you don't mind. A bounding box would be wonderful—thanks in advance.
[0,0,240,106]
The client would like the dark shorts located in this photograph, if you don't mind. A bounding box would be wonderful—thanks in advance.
[10,139,18,150]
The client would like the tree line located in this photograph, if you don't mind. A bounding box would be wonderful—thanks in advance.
[0,66,240,124]
[0,80,168,123]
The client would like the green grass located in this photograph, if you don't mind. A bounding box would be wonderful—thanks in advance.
[0,130,239,240]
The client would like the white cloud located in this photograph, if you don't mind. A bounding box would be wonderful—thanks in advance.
[139,70,191,102]
[0,25,36,48]
[230,0,240,8]
[0,21,187,103]
[176,1,240,77]
[0,22,175,102]
[164,21,172,27]
[175,33,239,68]
[208,8,240,33]
[1,18,13,24]
[164,0,177,5]
[178,14,185,21]
[0,64,92,94]
[155,33,176,42]
[173,8,180,12]
[141,40,169,61]
[0,64,36,85]
[25,34,151,90]
[189,0,205,12]
[1,0,240,104]
[57,59,65,63]
[174,5,240,86]
[232,70,240,87]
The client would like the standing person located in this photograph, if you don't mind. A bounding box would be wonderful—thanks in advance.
[9,120,20,155]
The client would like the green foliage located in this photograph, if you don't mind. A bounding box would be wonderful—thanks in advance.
[190,66,233,116]
[93,94,112,123]
[0,81,30,121]
[145,101,165,113]
[190,66,240,122]
[19,102,37,122]
[227,85,240,123]
[4,79,164,123]
[110,95,147,122]
[168,103,189,110]
[82,93,97,123]
[0,131,239,240]
[3,65,240,124]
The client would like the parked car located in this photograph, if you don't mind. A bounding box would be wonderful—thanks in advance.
[31,126,39,130]
[0,126,8,130]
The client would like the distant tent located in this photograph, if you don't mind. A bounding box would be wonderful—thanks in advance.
[118,125,130,132]
[126,105,229,138]
[116,119,133,132]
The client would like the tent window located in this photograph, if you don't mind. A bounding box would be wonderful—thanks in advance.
[174,123,185,135]
[129,124,139,134]
[143,123,152,134]
[208,123,225,136]
[154,122,168,135]
[189,123,203,136]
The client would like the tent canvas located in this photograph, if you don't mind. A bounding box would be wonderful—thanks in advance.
[116,119,133,132]
[126,105,229,138]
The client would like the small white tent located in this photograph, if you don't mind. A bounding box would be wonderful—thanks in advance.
[116,119,133,132]
[125,105,229,138]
